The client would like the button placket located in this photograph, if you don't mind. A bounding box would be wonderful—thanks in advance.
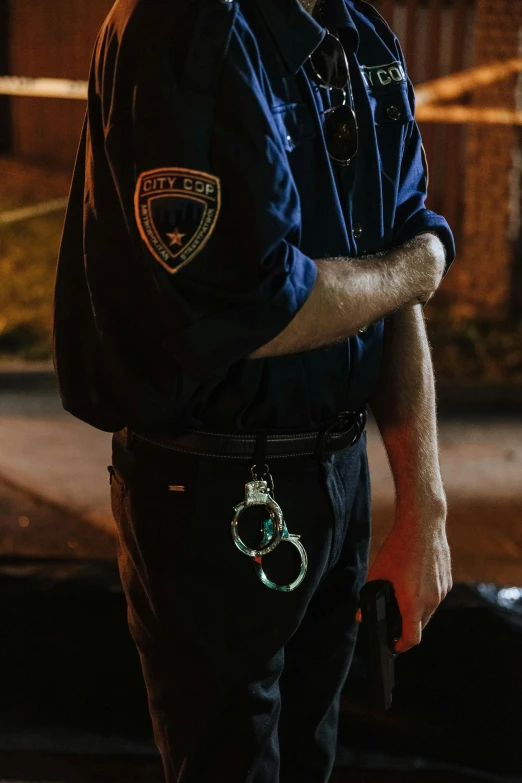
[352,223,366,332]
[386,105,402,121]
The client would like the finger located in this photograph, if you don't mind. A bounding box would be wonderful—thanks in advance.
[394,620,422,653]
[422,604,439,629]
[355,608,362,623]
[421,612,433,630]
[422,591,448,628]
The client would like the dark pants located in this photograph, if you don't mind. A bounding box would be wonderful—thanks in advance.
[110,428,372,783]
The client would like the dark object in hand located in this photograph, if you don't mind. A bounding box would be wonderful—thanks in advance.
[359,579,402,710]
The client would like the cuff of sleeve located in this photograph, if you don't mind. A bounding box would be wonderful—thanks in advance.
[393,209,456,277]
[162,243,317,381]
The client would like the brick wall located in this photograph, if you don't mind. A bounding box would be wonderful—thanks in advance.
[453,0,522,318]
[7,0,113,166]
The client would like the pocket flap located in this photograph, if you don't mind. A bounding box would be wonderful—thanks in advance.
[270,102,317,152]
[372,85,414,126]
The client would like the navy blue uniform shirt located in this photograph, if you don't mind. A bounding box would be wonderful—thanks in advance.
[53,0,455,434]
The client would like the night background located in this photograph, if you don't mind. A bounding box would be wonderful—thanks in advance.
[0,1,521,782]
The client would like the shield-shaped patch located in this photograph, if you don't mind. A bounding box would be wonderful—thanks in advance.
[134,167,221,274]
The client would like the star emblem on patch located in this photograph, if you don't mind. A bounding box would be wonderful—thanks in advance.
[167,229,185,247]
[134,167,221,274]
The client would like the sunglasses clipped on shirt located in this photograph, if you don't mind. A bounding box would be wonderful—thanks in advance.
[307,31,358,167]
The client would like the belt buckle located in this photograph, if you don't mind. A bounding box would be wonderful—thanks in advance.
[324,410,355,437]
[349,408,366,445]
[323,408,366,449]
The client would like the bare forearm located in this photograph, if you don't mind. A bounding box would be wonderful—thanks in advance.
[249,234,445,359]
[369,303,446,524]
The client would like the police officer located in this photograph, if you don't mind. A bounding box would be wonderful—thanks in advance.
[53,0,455,780]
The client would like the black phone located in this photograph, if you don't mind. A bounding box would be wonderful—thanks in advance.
[358,579,402,710]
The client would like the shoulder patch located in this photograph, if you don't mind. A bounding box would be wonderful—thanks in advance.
[134,167,221,274]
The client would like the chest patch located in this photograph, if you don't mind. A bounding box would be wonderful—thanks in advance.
[360,61,406,90]
[134,167,221,274]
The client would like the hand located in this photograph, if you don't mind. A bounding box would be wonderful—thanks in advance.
[357,506,453,653]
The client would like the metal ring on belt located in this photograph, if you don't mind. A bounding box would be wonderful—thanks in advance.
[131,408,367,459]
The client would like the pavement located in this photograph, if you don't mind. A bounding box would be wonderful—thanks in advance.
[0,363,114,535]
[0,364,521,783]
[0,362,521,584]
[0,758,494,783]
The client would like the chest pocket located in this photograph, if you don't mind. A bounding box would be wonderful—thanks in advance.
[368,83,413,182]
[370,83,414,126]
[269,102,317,153]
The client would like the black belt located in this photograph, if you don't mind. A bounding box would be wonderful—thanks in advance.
[130,408,367,460]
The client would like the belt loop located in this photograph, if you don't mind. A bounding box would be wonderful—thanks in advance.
[315,430,327,461]
[253,431,267,474]
[315,413,340,461]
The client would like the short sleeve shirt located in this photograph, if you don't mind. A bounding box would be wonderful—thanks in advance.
[53,0,455,433]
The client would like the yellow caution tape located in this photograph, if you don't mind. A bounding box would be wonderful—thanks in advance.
[415,58,522,106]
[416,105,522,125]
[0,76,88,100]
[0,198,68,225]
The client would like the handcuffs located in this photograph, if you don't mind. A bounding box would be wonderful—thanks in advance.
[230,464,308,592]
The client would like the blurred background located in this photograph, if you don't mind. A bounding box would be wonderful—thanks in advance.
[0,1,521,782]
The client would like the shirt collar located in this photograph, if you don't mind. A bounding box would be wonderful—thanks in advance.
[252,0,359,76]
[252,0,324,75]
[314,0,360,50]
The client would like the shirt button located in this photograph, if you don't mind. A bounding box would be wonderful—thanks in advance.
[386,105,402,121]
[352,223,362,238]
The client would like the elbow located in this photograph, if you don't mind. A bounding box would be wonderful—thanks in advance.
[247,342,273,360]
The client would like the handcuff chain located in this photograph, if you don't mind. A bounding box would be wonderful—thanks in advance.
[250,464,275,499]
